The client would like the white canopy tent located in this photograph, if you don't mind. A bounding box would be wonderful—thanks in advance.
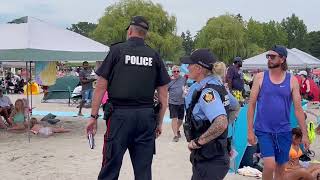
[0,16,109,142]
[242,48,320,70]
[0,16,109,61]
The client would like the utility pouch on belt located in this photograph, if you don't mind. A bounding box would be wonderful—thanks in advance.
[153,102,161,126]
[183,121,193,142]
[103,102,114,120]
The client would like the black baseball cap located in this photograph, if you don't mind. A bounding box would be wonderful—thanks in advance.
[233,56,242,63]
[271,45,288,57]
[126,16,149,31]
[181,49,216,70]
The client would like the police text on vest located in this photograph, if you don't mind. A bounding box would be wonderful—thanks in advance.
[125,55,153,66]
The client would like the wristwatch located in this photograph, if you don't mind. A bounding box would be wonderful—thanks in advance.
[194,137,203,148]
[91,114,99,120]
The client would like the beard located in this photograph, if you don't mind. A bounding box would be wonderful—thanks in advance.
[268,62,281,69]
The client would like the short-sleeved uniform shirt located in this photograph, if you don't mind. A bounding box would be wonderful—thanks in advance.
[226,65,244,91]
[79,68,93,91]
[168,76,187,105]
[95,37,170,106]
[185,75,238,122]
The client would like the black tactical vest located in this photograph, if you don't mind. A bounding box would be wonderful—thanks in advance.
[108,42,158,107]
[189,83,231,161]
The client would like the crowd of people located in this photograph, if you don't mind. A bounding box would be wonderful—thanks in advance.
[1,15,320,180]
[0,72,25,94]
[81,16,319,180]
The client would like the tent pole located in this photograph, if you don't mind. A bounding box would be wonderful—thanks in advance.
[30,61,33,115]
[26,62,31,143]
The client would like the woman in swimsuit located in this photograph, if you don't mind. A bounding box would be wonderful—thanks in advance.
[285,128,320,179]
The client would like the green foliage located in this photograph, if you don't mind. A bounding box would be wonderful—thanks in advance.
[67,22,97,37]
[194,15,247,64]
[247,18,265,47]
[181,30,194,55]
[90,0,183,63]
[306,31,320,58]
[281,14,308,50]
[65,4,317,62]
[262,21,288,49]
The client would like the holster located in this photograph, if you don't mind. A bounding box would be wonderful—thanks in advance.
[153,102,161,126]
[183,121,193,142]
[183,109,194,142]
[103,102,114,121]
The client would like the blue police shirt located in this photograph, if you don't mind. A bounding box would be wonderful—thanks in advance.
[185,75,238,123]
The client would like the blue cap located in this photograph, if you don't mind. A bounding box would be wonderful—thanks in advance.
[271,45,287,57]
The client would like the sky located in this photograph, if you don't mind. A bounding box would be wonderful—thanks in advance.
[1,0,319,36]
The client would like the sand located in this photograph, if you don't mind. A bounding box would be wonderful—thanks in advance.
[0,94,319,180]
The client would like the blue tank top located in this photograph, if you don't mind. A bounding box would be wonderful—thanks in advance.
[254,71,292,133]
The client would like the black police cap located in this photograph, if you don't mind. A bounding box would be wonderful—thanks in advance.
[126,16,149,31]
[181,49,216,70]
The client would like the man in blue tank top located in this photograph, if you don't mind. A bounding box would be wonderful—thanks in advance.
[247,45,310,180]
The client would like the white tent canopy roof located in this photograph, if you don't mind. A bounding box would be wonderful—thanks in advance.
[242,48,320,70]
[0,16,109,61]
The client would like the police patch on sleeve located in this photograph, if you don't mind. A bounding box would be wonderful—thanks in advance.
[202,90,215,103]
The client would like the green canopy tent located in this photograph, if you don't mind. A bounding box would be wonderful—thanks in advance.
[0,16,109,142]
[42,75,80,104]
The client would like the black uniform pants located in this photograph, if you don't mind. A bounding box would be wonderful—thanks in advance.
[98,108,157,180]
[191,155,230,180]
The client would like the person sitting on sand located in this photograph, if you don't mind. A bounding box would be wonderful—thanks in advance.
[0,116,7,129]
[0,88,14,126]
[285,128,320,179]
[7,99,27,130]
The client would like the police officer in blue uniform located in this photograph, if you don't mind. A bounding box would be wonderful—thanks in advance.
[182,49,238,180]
[85,16,170,180]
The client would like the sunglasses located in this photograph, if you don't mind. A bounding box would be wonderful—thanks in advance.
[266,54,281,60]
[173,70,180,73]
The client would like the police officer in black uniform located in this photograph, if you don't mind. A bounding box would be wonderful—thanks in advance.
[85,16,170,180]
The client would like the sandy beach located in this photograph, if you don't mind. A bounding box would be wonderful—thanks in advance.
[0,94,319,180]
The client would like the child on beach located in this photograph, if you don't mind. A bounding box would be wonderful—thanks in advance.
[7,99,27,130]
[29,118,71,136]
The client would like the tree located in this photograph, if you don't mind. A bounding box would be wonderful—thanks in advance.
[281,14,308,50]
[181,30,194,55]
[91,0,183,62]
[262,21,288,49]
[67,22,97,37]
[194,14,247,63]
[306,31,320,58]
[246,18,265,48]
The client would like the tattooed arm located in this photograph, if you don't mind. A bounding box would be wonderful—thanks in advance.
[198,115,228,145]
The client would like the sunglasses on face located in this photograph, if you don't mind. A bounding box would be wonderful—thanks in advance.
[173,70,180,73]
[266,54,281,60]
